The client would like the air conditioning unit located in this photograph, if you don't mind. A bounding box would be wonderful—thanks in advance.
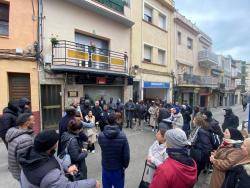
[16,48,23,55]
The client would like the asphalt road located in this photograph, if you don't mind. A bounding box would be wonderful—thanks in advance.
[0,104,248,188]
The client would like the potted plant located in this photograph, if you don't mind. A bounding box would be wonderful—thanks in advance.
[50,34,59,46]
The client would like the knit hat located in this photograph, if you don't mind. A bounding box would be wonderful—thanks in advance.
[16,113,33,126]
[165,128,190,149]
[228,128,244,141]
[34,130,59,152]
[19,97,30,108]
[174,107,180,114]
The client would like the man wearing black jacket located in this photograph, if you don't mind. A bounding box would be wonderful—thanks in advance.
[222,107,239,131]
[98,113,130,188]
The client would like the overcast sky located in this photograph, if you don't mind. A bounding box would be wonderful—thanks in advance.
[175,0,250,62]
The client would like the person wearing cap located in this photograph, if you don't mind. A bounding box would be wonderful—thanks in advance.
[209,128,245,188]
[98,113,130,188]
[5,113,34,181]
[61,119,89,180]
[222,107,239,131]
[146,123,169,183]
[18,97,31,114]
[124,98,136,129]
[222,138,250,188]
[150,128,197,188]
[0,100,19,149]
[18,130,99,188]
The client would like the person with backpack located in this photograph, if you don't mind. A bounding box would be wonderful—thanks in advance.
[222,107,239,131]
[209,128,245,188]
[18,130,99,188]
[222,138,250,188]
[0,101,19,149]
[5,113,34,182]
[61,119,89,180]
[98,113,130,188]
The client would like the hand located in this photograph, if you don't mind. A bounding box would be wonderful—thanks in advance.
[210,155,215,163]
[67,165,78,175]
[147,156,152,164]
[96,181,101,188]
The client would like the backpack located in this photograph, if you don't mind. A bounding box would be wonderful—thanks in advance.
[210,132,221,150]
[58,137,74,168]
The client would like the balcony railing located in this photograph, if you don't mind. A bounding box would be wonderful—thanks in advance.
[52,40,128,75]
[178,73,218,87]
[94,0,124,13]
[198,50,218,68]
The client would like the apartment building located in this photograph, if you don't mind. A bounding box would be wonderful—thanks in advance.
[131,0,175,102]
[0,0,40,132]
[39,0,134,129]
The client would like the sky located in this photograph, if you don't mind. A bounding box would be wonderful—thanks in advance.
[174,0,250,62]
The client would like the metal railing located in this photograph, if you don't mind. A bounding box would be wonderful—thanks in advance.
[94,0,124,13]
[198,50,218,64]
[178,73,218,87]
[52,40,128,73]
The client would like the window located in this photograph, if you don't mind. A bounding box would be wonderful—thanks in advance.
[187,37,193,50]
[159,14,166,29]
[177,32,181,45]
[158,49,165,64]
[144,45,152,62]
[0,3,9,36]
[144,6,152,23]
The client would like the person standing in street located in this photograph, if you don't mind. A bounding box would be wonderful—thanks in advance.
[108,97,116,113]
[242,96,248,112]
[124,98,135,129]
[92,101,103,129]
[18,130,99,188]
[5,113,34,182]
[170,107,184,129]
[18,98,32,114]
[85,110,97,153]
[0,101,19,149]
[222,107,239,131]
[99,96,106,110]
[181,104,192,136]
[148,101,158,132]
[98,113,130,188]
[135,100,147,131]
[150,128,197,188]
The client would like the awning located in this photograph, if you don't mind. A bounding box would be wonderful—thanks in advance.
[144,81,170,89]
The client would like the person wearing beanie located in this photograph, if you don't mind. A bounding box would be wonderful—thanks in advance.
[170,107,184,129]
[18,130,99,188]
[150,128,197,188]
[58,106,76,155]
[222,107,239,131]
[61,119,89,180]
[0,100,19,149]
[222,138,250,188]
[18,97,31,114]
[209,128,245,188]
[98,113,130,188]
[5,113,34,181]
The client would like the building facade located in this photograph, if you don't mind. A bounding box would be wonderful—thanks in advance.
[0,0,40,132]
[39,0,134,129]
[131,0,175,102]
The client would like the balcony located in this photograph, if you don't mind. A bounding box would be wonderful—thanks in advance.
[51,40,128,76]
[66,0,134,27]
[231,72,241,79]
[211,65,223,76]
[198,50,218,68]
[178,73,218,88]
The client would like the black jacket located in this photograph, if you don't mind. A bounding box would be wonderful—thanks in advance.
[135,104,147,119]
[222,163,250,188]
[158,108,170,123]
[92,106,103,122]
[222,112,239,131]
[181,109,192,123]
[0,107,18,138]
[98,125,130,170]
[194,128,213,154]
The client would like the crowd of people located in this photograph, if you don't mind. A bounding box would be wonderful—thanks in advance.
[0,95,250,188]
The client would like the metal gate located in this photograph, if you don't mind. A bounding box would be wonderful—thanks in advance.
[41,85,62,130]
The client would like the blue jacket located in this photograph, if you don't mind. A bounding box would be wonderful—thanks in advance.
[98,125,130,170]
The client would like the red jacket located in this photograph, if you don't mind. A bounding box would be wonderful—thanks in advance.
[150,157,197,188]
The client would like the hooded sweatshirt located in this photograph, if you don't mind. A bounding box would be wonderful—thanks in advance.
[5,127,33,180]
[98,125,130,170]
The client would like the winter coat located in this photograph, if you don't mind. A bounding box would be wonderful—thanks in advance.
[222,111,239,131]
[84,115,97,144]
[222,163,250,188]
[98,125,130,170]
[136,104,147,120]
[148,106,158,127]
[181,109,192,123]
[124,101,135,120]
[92,106,102,122]
[18,147,96,188]
[209,143,245,188]
[157,108,170,123]
[108,102,117,112]
[171,113,184,129]
[150,151,197,188]
[116,102,124,113]
[61,132,88,179]
[5,127,33,180]
[0,107,18,138]
[58,114,75,155]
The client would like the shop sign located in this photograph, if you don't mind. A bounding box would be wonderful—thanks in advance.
[68,91,78,97]
[96,77,107,84]
[144,81,170,88]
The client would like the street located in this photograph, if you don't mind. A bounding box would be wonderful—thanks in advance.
[0,104,248,188]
